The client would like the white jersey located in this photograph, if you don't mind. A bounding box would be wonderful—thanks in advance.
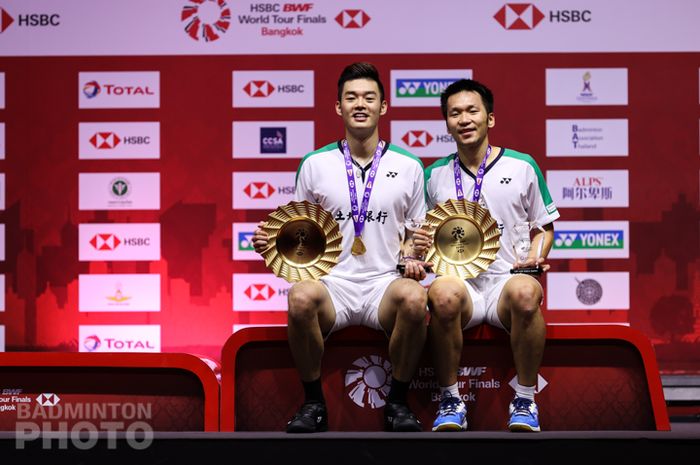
[425,147,559,276]
[295,141,425,281]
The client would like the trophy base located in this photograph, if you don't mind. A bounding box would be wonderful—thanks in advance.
[510,266,543,276]
[397,264,433,274]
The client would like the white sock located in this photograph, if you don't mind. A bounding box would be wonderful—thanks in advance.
[515,383,536,401]
[440,383,460,401]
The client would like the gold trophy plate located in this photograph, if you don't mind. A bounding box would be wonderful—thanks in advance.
[425,199,501,279]
[260,201,342,282]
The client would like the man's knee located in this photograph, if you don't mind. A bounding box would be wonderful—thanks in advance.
[428,276,467,322]
[394,281,428,324]
[507,279,542,318]
[288,281,325,322]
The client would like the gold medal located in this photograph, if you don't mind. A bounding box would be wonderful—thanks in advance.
[351,236,366,255]
[424,199,501,279]
[260,201,342,282]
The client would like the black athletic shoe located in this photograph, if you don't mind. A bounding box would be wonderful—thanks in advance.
[384,402,423,432]
[286,402,328,433]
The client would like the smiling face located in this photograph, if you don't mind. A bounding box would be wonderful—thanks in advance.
[445,90,495,150]
[336,78,387,138]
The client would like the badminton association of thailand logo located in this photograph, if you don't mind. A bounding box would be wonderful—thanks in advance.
[345,355,392,408]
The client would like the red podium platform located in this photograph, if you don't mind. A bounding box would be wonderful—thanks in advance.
[220,325,670,432]
[0,353,220,432]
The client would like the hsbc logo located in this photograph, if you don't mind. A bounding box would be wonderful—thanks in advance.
[244,284,275,301]
[244,182,275,199]
[335,9,370,29]
[90,132,121,149]
[36,393,61,407]
[402,130,433,148]
[90,234,121,251]
[244,80,275,97]
[0,8,60,33]
[494,3,591,30]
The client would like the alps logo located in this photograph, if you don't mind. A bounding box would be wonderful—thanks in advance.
[494,3,591,29]
[90,234,121,251]
[36,393,61,407]
[402,130,433,148]
[244,284,275,301]
[335,9,370,29]
[90,132,121,149]
[0,8,60,33]
[244,80,275,97]
[181,0,231,42]
[244,182,275,199]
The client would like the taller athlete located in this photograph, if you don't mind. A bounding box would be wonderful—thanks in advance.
[252,62,431,433]
[423,79,559,432]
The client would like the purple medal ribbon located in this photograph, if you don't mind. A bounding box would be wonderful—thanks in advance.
[342,139,384,240]
[453,145,491,203]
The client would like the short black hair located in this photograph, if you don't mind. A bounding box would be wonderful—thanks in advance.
[440,79,494,119]
[337,62,385,101]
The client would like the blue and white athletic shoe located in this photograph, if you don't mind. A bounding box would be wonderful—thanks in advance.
[432,395,467,432]
[507,397,541,432]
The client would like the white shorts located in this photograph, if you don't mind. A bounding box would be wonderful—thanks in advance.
[320,273,401,334]
[462,273,542,331]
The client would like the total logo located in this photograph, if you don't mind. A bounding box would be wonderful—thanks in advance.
[345,355,392,409]
[82,81,156,99]
[244,284,275,301]
[0,7,60,33]
[335,9,370,29]
[494,3,591,30]
[244,182,275,199]
[181,0,231,42]
[402,130,434,148]
[82,334,156,352]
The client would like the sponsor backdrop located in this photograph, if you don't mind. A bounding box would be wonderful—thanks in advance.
[0,0,698,375]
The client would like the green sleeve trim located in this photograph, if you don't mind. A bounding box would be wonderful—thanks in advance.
[423,153,456,203]
[502,149,556,212]
[295,142,337,186]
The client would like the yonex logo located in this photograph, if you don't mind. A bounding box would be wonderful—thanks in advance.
[345,355,391,409]
[386,171,398,178]
[36,393,61,407]
[396,79,455,98]
[335,9,371,29]
[494,3,545,30]
[554,231,623,249]
[0,8,14,33]
[181,0,231,42]
[401,130,433,147]
[244,80,275,97]
[90,234,121,251]
[90,132,121,149]
[237,231,255,251]
[500,177,512,184]
[244,182,275,199]
[83,80,101,99]
[244,284,275,301]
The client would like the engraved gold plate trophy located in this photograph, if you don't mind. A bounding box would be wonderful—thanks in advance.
[423,199,501,279]
[260,201,342,283]
[509,222,545,276]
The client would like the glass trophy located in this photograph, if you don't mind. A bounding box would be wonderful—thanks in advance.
[510,222,544,276]
[397,218,433,274]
